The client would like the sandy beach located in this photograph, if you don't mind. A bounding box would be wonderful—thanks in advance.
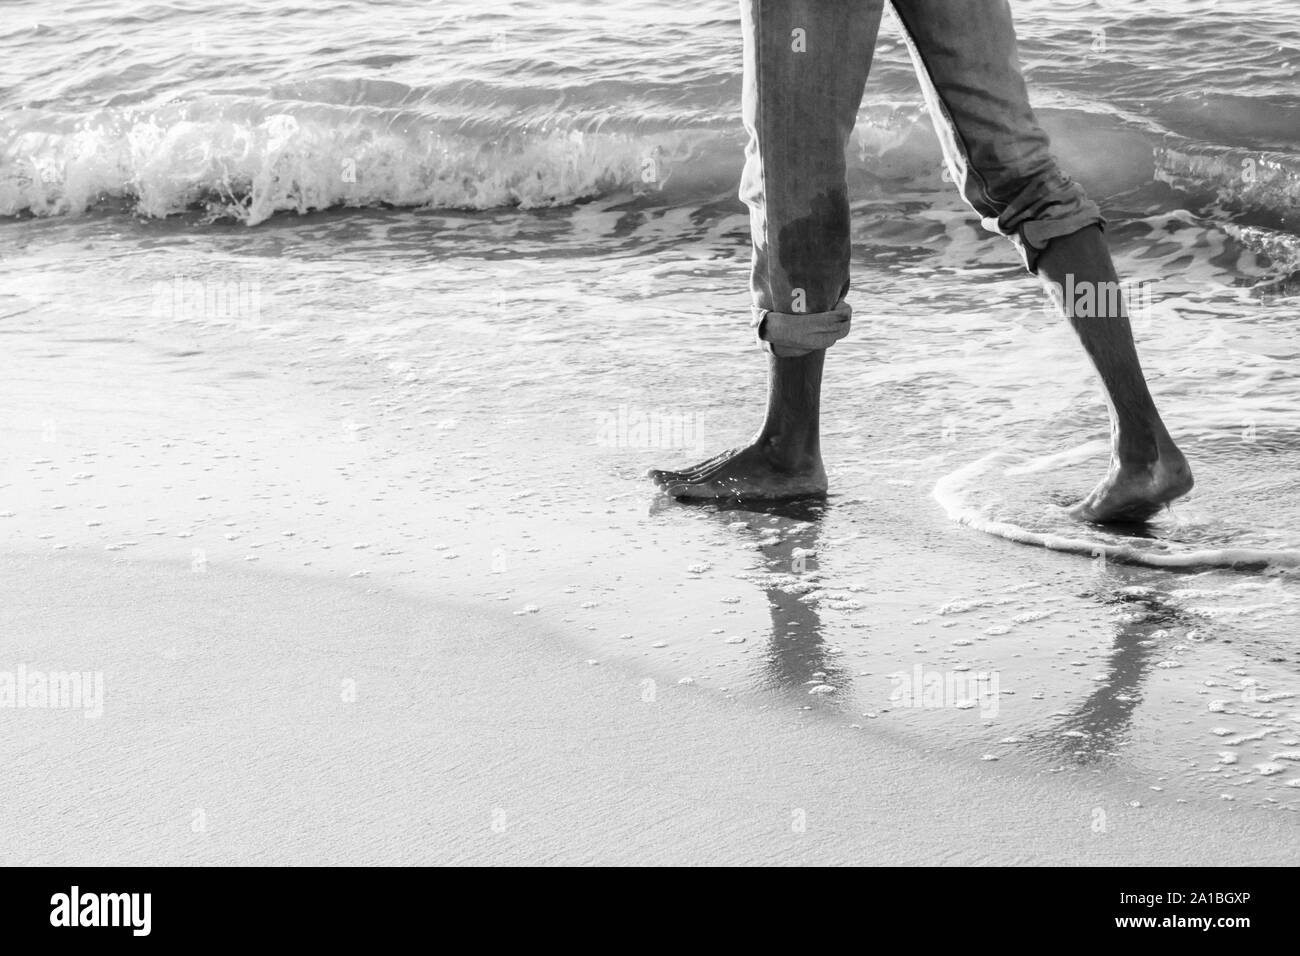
[4,0,1300,870]
[2,322,1297,865]
[4,551,1297,866]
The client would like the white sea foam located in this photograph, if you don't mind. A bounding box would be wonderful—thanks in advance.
[934,453,1300,571]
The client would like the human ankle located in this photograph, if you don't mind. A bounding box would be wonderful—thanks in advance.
[1114,430,1163,468]
[756,427,820,470]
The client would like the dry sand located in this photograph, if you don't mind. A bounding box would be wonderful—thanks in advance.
[0,551,1294,866]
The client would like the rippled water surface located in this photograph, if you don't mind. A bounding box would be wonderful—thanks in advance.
[4,1,1300,808]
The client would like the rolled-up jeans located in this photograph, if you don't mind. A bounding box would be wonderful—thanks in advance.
[741,0,1104,357]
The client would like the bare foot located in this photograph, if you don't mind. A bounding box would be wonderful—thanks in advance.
[649,437,827,500]
[1069,443,1194,523]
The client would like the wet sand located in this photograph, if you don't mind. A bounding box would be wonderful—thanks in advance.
[5,0,1300,868]
[2,244,1299,865]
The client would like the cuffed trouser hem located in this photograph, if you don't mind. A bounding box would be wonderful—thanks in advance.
[1015,209,1108,273]
[888,0,1108,277]
[740,0,1110,354]
[751,299,852,358]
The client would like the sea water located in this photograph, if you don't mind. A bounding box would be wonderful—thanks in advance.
[4,0,1300,805]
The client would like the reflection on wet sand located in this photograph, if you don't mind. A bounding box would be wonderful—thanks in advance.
[702,498,852,700]
[1048,565,1206,763]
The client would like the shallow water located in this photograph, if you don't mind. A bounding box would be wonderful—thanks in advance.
[4,2,1300,813]
[5,203,1300,810]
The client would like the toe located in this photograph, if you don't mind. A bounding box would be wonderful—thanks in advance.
[648,468,688,486]
[666,479,717,499]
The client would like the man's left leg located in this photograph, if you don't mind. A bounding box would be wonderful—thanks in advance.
[650,0,885,500]
[893,0,1191,522]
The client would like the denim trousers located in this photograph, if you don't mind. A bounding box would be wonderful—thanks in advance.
[741,0,1104,357]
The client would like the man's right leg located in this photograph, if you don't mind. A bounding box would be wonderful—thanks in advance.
[650,0,885,500]
[892,0,1191,522]
[1036,227,1193,522]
